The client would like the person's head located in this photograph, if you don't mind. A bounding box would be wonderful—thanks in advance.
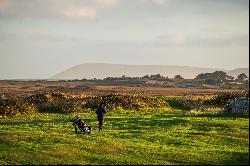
[99,103,105,109]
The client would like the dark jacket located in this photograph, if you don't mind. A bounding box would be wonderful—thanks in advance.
[96,107,106,120]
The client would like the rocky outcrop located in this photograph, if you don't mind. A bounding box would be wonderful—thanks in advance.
[227,97,249,114]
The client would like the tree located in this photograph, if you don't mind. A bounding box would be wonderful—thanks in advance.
[195,73,206,79]
[209,71,226,80]
[226,75,234,81]
[142,75,150,79]
[195,71,228,85]
[204,78,217,85]
[174,75,184,80]
[196,71,227,80]
[150,74,163,79]
[237,73,248,82]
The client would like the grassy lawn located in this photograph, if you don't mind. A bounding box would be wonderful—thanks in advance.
[0,108,248,165]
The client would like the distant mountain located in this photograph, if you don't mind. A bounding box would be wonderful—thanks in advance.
[226,68,249,78]
[51,63,249,80]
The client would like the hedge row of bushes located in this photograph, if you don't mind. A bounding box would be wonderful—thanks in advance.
[0,98,37,118]
[163,90,249,111]
[1,92,169,117]
[165,96,203,110]
[84,94,168,110]
[203,90,249,107]
[1,90,248,117]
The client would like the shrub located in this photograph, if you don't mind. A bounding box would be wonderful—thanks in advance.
[166,96,203,110]
[4,92,169,114]
[83,94,168,110]
[0,98,38,118]
[36,98,82,113]
[26,92,68,105]
[203,90,249,108]
[26,92,82,113]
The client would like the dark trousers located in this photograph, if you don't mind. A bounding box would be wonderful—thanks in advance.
[98,118,104,131]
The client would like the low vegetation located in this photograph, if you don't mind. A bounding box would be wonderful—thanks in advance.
[203,90,249,107]
[0,90,249,118]
[0,98,38,118]
[1,92,169,117]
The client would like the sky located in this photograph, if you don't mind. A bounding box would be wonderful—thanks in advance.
[0,0,249,79]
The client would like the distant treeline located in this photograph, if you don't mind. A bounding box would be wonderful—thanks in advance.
[3,71,248,88]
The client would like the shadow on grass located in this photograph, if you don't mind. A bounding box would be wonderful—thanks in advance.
[0,118,70,126]
[188,113,249,118]
[105,117,189,131]
[190,121,231,132]
[0,107,246,136]
[222,151,249,165]
[0,110,234,133]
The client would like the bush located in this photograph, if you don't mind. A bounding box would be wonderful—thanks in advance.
[203,90,249,108]
[83,94,168,110]
[36,98,82,113]
[26,92,68,105]
[0,92,172,115]
[166,96,203,110]
[26,93,169,112]
[26,92,82,113]
[38,104,63,113]
[0,98,38,118]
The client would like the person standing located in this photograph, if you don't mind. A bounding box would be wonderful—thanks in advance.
[95,104,106,132]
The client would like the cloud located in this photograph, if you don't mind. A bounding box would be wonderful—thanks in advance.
[141,0,169,6]
[0,31,80,43]
[155,33,249,48]
[0,0,120,20]
[0,0,9,10]
[171,32,186,45]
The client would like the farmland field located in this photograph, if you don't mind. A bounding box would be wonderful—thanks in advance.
[0,108,248,165]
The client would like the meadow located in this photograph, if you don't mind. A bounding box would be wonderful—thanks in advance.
[0,107,248,165]
[0,82,249,165]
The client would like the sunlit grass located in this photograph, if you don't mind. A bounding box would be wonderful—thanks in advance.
[0,108,248,165]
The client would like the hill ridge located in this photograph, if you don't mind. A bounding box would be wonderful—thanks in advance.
[51,63,249,80]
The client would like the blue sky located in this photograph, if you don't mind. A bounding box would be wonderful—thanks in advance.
[0,0,249,79]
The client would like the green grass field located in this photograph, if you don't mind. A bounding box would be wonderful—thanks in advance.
[0,108,249,165]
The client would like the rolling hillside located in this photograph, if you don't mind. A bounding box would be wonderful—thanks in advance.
[51,63,249,80]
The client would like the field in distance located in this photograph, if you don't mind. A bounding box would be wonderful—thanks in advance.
[0,80,244,97]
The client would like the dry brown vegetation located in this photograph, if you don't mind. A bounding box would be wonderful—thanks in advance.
[0,80,243,97]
